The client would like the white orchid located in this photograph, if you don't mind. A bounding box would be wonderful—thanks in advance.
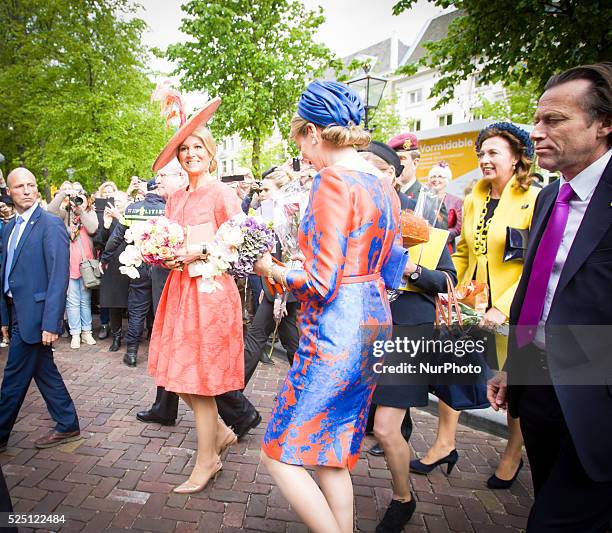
[119,265,140,279]
[217,224,244,247]
[124,228,135,244]
[119,245,143,268]
[209,241,238,264]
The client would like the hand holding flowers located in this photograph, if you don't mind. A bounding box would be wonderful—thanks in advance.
[118,216,185,278]
[119,213,276,293]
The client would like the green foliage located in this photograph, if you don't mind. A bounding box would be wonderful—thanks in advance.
[0,0,169,191]
[167,0,336,176]
[393,0,612,105]
[471,81,539,124]
[369,94,404,142]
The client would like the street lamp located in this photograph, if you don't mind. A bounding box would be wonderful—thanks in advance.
[347,64,387,131]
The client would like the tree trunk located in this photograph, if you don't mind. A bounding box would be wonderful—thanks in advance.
[251,136,261,179]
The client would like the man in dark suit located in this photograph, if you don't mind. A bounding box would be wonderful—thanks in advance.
[0,167,80,451]
[488,63,612,532]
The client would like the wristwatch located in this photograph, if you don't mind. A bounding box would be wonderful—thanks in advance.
[409,265,422,283]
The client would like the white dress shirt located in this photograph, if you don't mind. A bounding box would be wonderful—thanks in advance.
[534,149,612,348]
[5,203,39,297]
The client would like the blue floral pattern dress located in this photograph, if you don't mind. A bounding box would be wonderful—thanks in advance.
[262,165,400,468]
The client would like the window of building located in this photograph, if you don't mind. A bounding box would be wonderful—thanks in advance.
[407,118,422,131]
[405,88,423,105]
[438,113,453,127]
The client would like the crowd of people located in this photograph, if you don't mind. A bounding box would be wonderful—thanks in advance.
[0,61,610,533]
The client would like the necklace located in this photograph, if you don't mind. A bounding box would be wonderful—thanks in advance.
[473,187,493,256]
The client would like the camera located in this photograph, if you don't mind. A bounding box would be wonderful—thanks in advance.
[69,195,84,206]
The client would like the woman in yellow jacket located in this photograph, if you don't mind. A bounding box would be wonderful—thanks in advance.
[411,122,540,489]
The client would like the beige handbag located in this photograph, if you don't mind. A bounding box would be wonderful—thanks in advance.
[76,236,101,289]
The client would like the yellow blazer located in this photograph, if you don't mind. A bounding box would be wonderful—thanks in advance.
[452,176,540,318]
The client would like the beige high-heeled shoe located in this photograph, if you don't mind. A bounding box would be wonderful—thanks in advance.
[173,460,223,494]
[216,424,238,455]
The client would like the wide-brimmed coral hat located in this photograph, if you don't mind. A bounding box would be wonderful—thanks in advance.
[152,96,221,172]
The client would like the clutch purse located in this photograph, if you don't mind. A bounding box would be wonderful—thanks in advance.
[185,222,215,252]
[503,227,529,262]
[381,244,409,290]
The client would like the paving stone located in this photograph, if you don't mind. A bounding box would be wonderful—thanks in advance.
[1,335,533,532]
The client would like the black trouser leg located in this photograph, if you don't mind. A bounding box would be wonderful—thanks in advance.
[151,267,170,316]
[244,297,277,384]
[0,467,16,532]
[366,403,377,434]
[278,301,299,366]
[216,391,256,428]
[126,265,152,347]
[150,386,179,421]
[109,308,123,334]
[519,386,612,532]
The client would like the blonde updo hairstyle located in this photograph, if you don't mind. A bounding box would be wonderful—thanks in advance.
[182,125,218,174]
[290,115,371,149]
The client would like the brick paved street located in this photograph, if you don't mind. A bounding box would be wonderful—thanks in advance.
[0,335,533,532]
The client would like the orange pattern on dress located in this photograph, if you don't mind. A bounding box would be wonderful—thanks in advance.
[262,166,400,468]
[148,182,245,396]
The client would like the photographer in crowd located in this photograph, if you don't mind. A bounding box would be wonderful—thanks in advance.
[93,179,121,339]
[94,191,130,353]
[48,182,99,349]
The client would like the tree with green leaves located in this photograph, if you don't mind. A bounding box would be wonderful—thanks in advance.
[237,137,295,173]
[0,0,168,191]
[471,81,539,124]
[167,0,338,176]
[393,0,611,104]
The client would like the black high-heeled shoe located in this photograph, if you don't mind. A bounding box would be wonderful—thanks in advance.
[410,449,459,475]
[487,459,524,489]
[375,497,416,533]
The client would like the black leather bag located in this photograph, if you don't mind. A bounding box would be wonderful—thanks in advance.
[503,227,529,262]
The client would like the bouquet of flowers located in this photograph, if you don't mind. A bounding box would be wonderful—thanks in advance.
[455,281,489,314]
[188,213,276,293]
[119,217,185,279]
[271,179,308,262]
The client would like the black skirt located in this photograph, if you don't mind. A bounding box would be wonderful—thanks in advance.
[373,383,429,409]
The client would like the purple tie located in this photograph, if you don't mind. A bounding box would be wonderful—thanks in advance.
[517,183,575,347]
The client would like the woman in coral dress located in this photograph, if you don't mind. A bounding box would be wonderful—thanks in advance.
[254,81,400,533]
[148,99,244,493]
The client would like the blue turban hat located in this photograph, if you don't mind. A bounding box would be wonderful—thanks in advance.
[297,80,364,128]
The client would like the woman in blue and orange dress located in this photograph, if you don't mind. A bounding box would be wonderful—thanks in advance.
[254,81,400,533]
